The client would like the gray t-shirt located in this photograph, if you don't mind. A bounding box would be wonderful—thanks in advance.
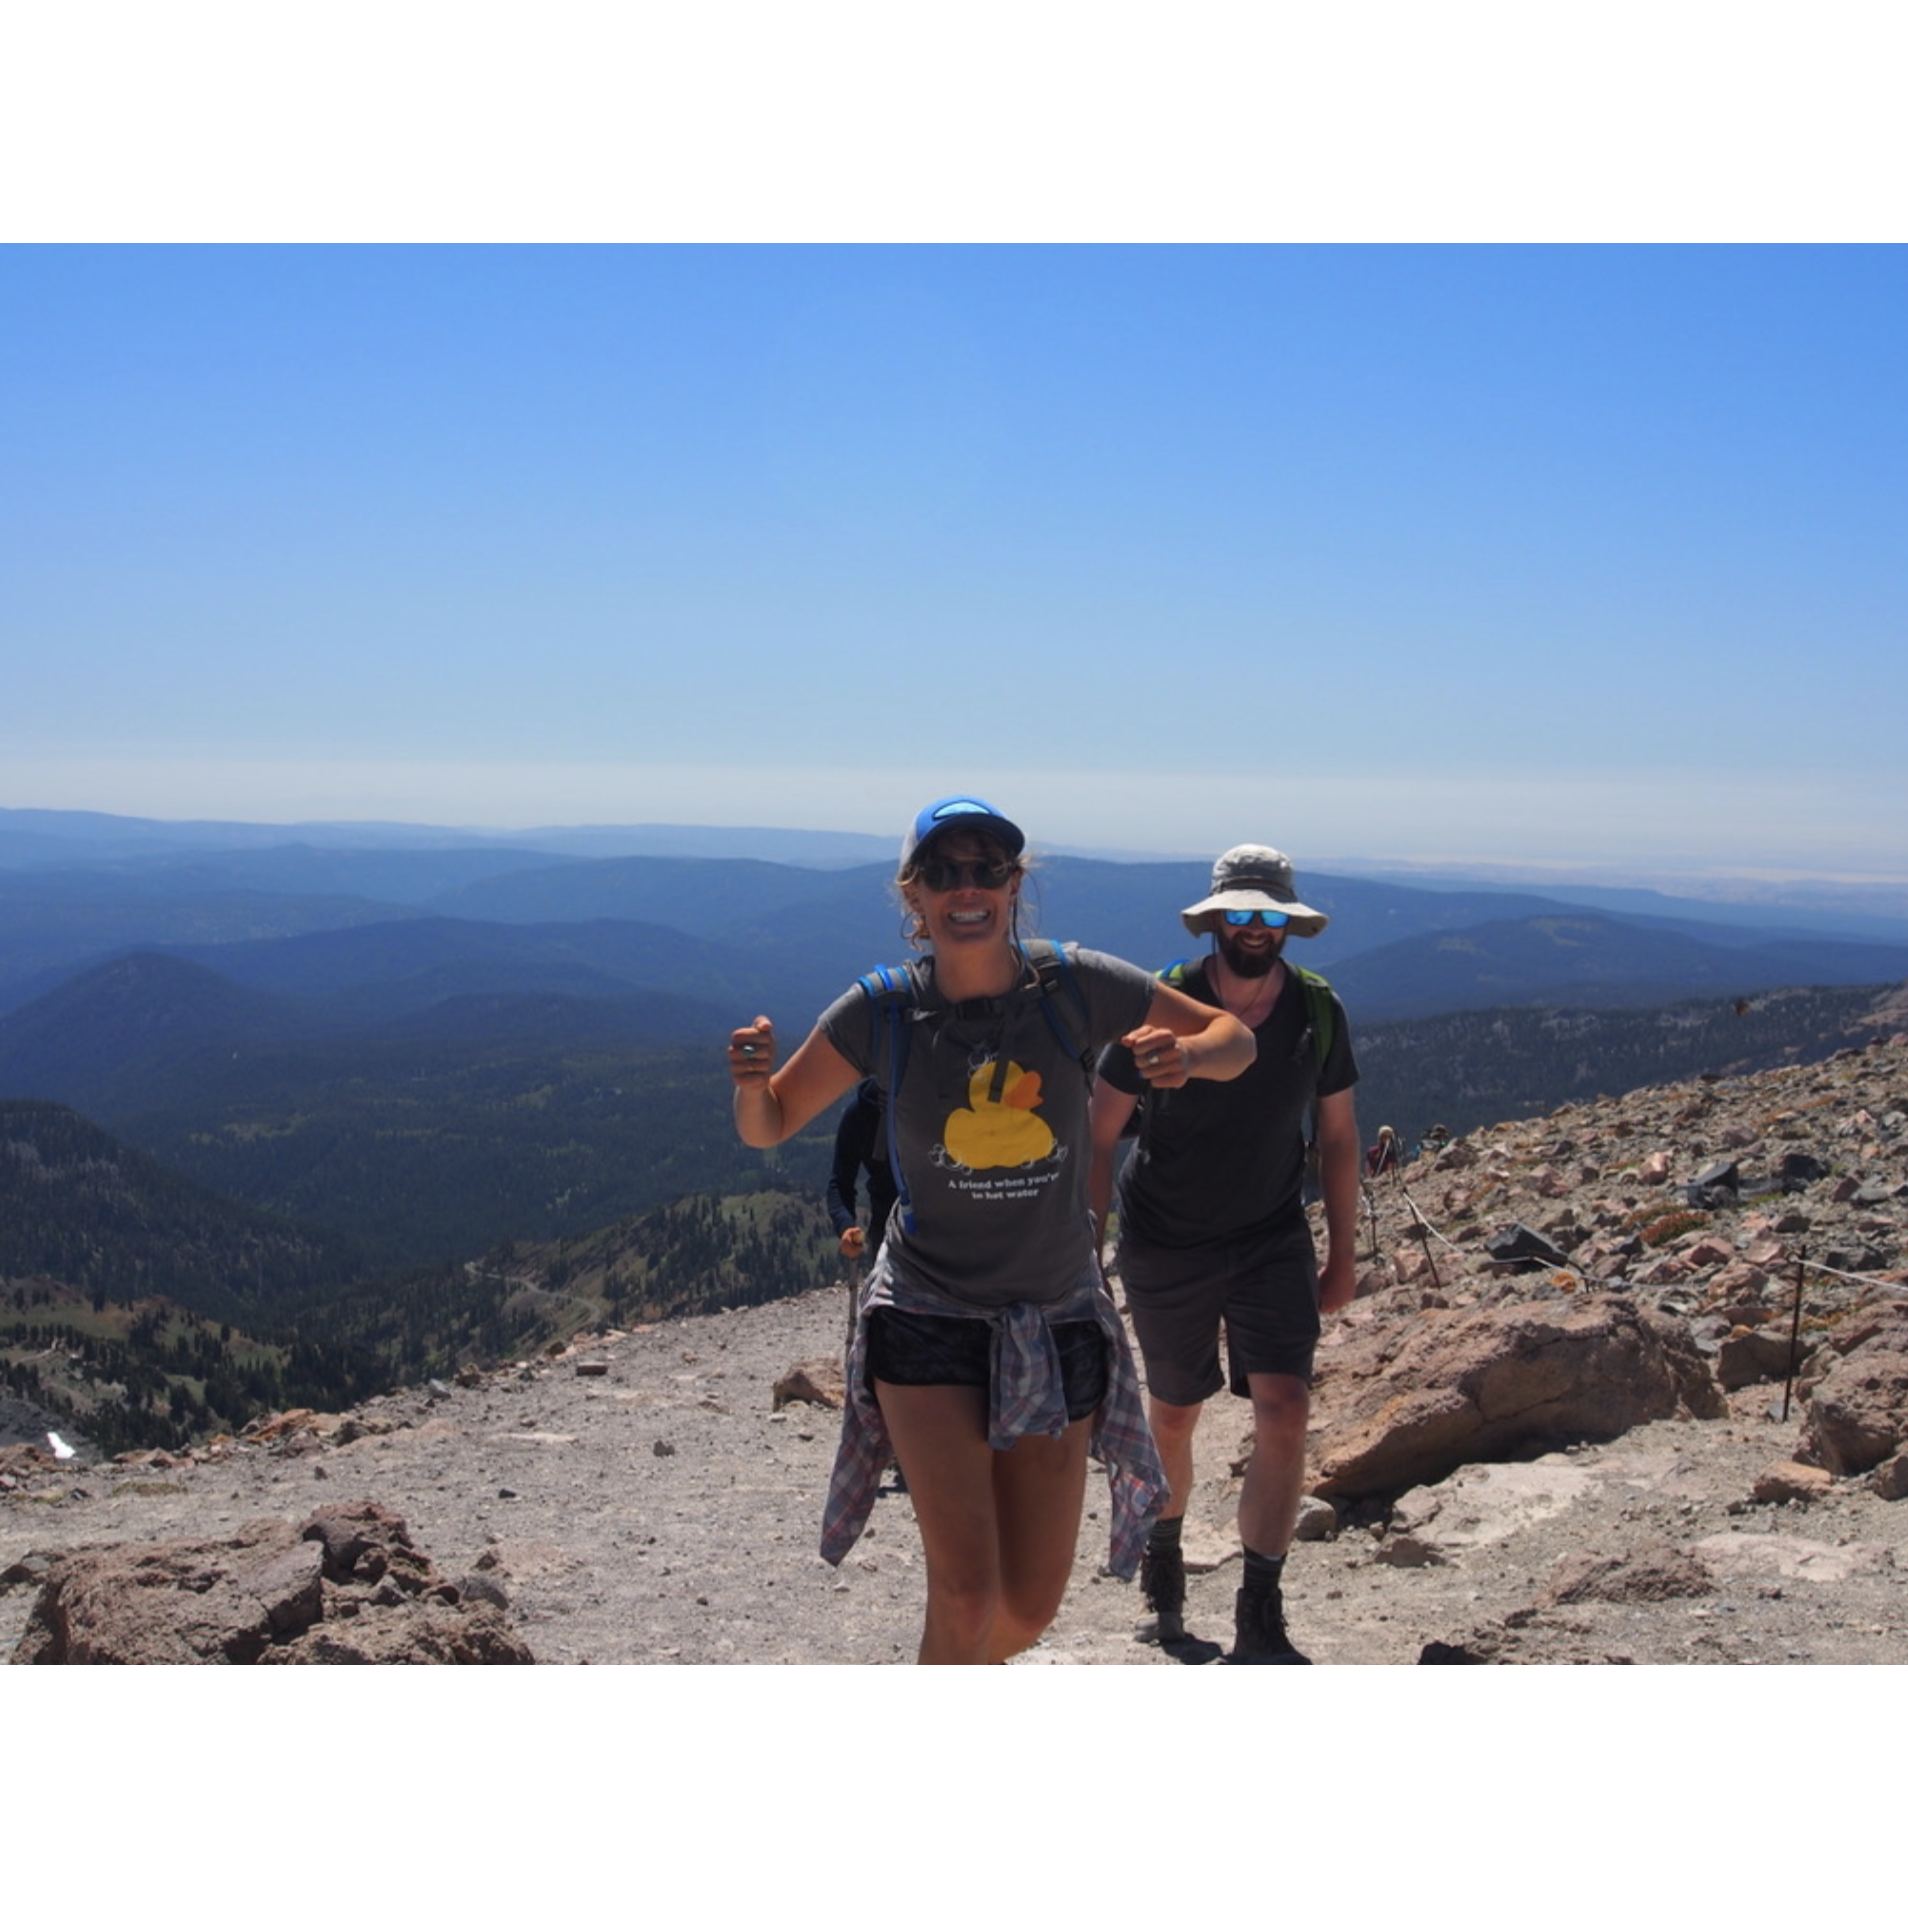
[820,944,1156,1309]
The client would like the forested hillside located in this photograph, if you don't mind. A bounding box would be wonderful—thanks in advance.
[0,1100,369,1319]
[1,1101,396,1451]
[2,1100,841,1454]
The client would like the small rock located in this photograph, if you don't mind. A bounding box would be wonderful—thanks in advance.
[1292,1497,1338,1542]
[1867,1453,1908,1502]
[1718,1327,1801,1390]
[1375,1533,1443,1568]
[772,1360,845,1411]
[1751,1461,1834,1504]
[458,1571,511,1610]
[1418,1639,1493,1664]
[1543,1545,1714,1605]
[1486,1223,1568,1267]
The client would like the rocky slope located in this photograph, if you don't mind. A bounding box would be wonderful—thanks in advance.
[5,1017,1906,1666]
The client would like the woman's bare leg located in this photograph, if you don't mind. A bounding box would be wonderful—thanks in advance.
[876,1383,1093,1664]
[876,1380,1001,1663]
[986,1415,1093,1662]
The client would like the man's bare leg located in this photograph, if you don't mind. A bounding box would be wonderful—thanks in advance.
[1231,1372,1313,1663]
[1239,1372,1310,1556]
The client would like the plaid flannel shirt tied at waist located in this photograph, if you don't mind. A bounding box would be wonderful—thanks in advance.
[820,1252,1169,1580]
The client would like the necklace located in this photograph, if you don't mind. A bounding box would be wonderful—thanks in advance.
[1210,953,1281,1024]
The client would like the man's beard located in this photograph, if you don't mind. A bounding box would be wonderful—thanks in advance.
[1217,934,1280,980]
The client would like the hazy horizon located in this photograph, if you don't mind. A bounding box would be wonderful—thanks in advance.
[9,798,1908,913]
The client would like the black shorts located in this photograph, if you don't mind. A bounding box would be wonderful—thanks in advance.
[867,1307,1108,1422]
[1116,1218,1320,1404]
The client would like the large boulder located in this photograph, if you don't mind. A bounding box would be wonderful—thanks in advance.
[12,1501,532,1665]
[14,1518,321,1664]
[1793,1310,1908,1478]
[1306,1294,1724,1501]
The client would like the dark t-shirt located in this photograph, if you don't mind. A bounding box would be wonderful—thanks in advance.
[825,1079,898,1242]
[820,945,1156,1309]
[1101,956,1358,1250]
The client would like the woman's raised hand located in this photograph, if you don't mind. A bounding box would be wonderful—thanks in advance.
[728,1016,776,1088]
[1121,1024,1188,1088]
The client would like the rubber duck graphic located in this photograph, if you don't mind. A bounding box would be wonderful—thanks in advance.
[943,1059,1056,1169]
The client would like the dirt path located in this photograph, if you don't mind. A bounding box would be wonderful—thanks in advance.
[7,1281,1905,1666]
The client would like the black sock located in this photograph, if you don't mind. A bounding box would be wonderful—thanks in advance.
[1242,1547,1286,1591]
[1147,1513,1184,1558]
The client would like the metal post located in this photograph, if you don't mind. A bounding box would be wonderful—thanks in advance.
[1780,1255,1806,1424]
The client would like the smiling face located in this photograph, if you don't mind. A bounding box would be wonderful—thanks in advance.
[901,828,1023,951]
[1214,911,1286,978]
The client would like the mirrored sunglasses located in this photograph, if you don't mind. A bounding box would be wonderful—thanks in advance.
[1223,908,1289,927]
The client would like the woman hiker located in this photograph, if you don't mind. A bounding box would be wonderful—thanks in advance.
[728,795,1253,1664]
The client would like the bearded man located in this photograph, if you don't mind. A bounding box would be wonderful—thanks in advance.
[1089,844,1360,1664]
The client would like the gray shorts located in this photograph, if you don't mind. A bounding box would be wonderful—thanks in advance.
[1115,1218,1320,1404]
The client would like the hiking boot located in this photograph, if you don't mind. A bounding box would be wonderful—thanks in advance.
[1228,1579,1311,1664]
[1135,1547,1187,1645]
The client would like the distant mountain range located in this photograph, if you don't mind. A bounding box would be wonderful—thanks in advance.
[2,803,1905,1282]
[0,808,899,871]
[3,816,1908,1030]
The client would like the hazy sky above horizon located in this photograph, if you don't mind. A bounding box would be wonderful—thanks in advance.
[5,243,1903,882]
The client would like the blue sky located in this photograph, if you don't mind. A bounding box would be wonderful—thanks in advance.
[4,243,1903,882]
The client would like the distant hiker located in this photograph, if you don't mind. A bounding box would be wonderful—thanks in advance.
[1089,843,1361,1664]
[729,795,1252,1665]
[825,1077,898,1341]
[1366,1124,1400,1178]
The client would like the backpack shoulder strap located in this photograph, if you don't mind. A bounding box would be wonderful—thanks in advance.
[1289,965,1337,1072]
[1017,938,1097,1087]
[1287,965,1341,1205]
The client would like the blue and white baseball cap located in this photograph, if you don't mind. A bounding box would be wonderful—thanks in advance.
[900,795,1027,870]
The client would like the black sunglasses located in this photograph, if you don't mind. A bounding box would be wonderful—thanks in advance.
[919,856,1017,892]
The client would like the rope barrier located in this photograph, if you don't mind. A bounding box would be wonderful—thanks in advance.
[1789,1259,1906,1294]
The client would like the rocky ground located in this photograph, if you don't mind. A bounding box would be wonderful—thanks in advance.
[6,1014,1906,1667]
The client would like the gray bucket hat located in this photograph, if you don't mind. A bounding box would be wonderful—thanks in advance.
[1181,844,1329,938]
